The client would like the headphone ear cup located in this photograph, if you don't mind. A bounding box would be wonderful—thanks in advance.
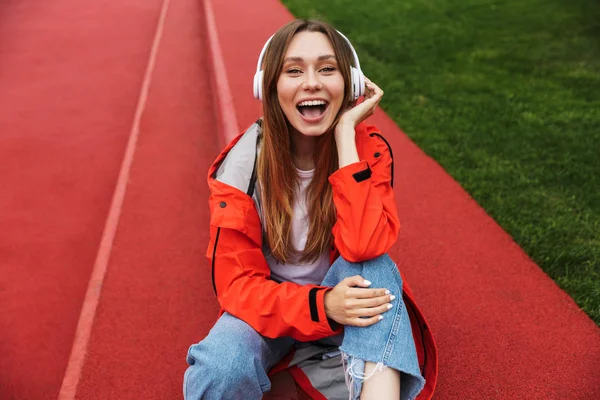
[350,66,365,100]
[253,70,264,100]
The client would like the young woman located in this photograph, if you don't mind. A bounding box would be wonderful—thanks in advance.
[184,19,437,400]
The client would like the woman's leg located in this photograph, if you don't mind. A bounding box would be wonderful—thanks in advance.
[361,362,401,400]
[320,254,425,400]
[183,312,295,400]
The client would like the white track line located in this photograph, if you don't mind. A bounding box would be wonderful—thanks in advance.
[203,0,240,143]
[57,0,170,398]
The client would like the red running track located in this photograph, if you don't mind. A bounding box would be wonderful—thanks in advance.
[0,1,166,398]
[73,0,221,397]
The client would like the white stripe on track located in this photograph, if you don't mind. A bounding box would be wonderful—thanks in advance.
[57,0,171,398]
[203,0,240,143]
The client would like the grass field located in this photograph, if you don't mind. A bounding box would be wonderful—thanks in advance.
[280,0,600,324]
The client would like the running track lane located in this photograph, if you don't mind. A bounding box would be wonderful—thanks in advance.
[71,0,220,398]
[0,1,165,399]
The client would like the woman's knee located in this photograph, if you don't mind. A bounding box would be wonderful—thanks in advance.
[183,314,272,399]
[185,342,259,396]
[186,329,263,371]
[324,254,402,291]
[331,253,395,271]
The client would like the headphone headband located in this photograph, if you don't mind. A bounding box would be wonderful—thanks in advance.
[253,28,365,101]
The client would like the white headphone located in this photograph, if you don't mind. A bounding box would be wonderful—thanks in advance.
[253,29,365,101]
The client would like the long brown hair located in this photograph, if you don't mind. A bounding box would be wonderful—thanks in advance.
[257,19,356,263]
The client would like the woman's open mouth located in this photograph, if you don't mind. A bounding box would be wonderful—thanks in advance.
[296,100,329,123]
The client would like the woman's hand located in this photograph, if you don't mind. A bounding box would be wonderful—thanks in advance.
[337,77,384,130]
[324,275,396,327]
[333,77,383,168]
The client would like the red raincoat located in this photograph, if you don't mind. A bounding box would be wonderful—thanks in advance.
[206,120,438,399]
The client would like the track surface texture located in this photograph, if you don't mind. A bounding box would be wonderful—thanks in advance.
[0,1,165,398]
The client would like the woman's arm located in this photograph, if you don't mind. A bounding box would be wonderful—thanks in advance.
[330,79,400,261]
[330,128,400,261]
[335,122,360,168]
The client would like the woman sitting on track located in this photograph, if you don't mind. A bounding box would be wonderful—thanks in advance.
[184,18,437,400]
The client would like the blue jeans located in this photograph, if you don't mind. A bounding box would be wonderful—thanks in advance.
[184,254,425,400]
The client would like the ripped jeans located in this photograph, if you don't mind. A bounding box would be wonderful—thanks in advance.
[184,254,425,400]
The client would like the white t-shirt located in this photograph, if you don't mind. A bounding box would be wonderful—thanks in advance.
[266,167,331,285]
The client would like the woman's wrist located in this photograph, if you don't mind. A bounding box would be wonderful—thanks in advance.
[334,120,355,139]
[335,123,359,168]
[323,289,339,329]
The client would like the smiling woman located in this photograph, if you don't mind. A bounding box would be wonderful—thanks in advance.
[183,19,437,400]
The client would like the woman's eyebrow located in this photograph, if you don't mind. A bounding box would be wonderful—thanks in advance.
[283,55,337,63]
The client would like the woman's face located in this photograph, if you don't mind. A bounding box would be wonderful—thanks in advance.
[276,31,345,138]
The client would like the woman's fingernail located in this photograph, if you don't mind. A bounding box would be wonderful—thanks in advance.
[387,303,393,310]
[364,280,372,286]
[385,290,390,295]
[390,295,396,301]
[378,315,384,320]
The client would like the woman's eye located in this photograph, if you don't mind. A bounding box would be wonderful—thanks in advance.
[285,67,335,74]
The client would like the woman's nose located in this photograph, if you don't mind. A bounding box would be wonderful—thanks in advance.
[302,70,323,91]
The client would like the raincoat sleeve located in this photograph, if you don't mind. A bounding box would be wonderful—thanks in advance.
[329,127,400,262]
[207,181,342,341]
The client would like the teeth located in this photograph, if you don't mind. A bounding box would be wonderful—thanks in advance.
[298,100,327,107]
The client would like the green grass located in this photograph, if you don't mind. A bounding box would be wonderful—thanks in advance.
[280,0,600,324]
